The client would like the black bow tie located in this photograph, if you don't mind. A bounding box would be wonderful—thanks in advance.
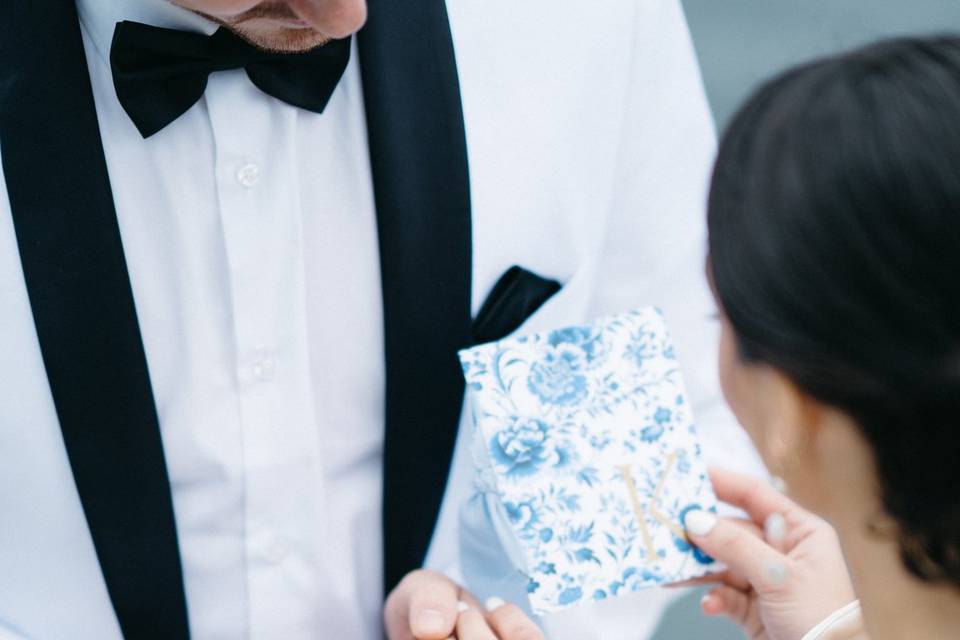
[109,21,351,138]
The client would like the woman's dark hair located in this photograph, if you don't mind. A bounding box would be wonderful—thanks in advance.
[708,35,960,586]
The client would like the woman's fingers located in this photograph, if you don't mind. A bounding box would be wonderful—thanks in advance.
[668,568,751,592]
[708,467,800,525]
[709,468,819,554]
[727,514,766,540]
[701,586,752,627]
[684,510,792,594]
[669,516,763,591]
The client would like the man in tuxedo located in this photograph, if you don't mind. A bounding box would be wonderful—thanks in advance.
[0,0,762,638]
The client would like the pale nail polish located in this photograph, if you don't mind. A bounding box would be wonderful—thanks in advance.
[457,601,470,613]
[765,512,787,543]
[485,596,506,611]
[683,509,718,536]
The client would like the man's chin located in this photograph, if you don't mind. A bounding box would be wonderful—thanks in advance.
[231,24,333,53]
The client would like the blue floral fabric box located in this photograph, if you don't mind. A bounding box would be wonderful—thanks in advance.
[458,308,718,615]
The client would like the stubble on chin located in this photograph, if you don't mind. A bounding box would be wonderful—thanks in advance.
[224,24,332,54]
[168,1,334,53]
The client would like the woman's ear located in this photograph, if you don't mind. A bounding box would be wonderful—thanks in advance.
[759,368,818,478]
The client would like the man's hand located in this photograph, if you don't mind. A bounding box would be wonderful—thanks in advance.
[384,569,544,640]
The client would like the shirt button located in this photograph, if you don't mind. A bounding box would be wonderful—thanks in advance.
[250,355,275,382]
[236,162,260,188]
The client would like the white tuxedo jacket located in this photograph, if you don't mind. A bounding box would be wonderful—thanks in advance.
[0,0,761,638]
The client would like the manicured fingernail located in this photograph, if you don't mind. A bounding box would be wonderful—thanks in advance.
[771,476,788,493]
[414,609,447,634]
[457,601,470,613]
[683,510,717,536]
[485,596,506,611]
[765,512,787,543]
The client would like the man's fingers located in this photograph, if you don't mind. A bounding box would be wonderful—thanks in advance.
[486,600,544,640]
[384,574,415,640]
[455,607,498,640]
[408,572,460,639]
[384,570,460,640]
[384,575,540,640]
[684,510,792,594]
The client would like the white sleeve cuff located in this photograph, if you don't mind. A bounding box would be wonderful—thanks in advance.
[801,600,864,640]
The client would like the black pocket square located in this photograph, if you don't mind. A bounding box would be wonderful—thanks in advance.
[471,266,562,345]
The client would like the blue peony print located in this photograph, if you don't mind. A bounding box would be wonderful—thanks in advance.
[548,326,608,365]
[492,417,559,478]
[527,346,589,406]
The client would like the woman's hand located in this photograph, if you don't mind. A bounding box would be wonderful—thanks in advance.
[681,468,856,640]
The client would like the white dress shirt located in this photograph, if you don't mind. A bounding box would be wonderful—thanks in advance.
[0,1,765,637]
[75,1,385,638]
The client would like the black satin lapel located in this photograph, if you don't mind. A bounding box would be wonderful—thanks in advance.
[0,2,190,638]
[357,0,473,594]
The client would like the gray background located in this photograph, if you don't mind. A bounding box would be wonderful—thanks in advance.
[649,1,960,638]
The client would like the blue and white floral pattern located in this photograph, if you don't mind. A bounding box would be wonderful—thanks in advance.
[527,346,589,407]
[459,308,719,615]
[491,416,574,478]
